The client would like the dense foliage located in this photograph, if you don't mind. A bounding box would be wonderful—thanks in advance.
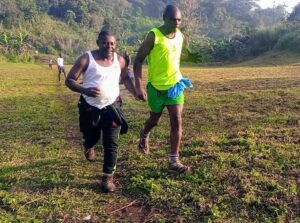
[0,0,299,63]
[193,23,300,63]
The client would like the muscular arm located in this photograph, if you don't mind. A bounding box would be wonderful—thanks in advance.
[119,55,136,97]
[133,32,155,101]
[65,53,100,97]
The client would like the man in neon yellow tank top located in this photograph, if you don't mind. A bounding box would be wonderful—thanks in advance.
[134,5,191,173]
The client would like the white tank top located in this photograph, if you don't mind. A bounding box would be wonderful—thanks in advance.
[82,51,121,109]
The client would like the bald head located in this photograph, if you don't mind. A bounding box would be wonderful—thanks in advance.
[162,5,181,31]
[163,5,181,20]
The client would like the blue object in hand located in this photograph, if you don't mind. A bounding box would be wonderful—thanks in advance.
[168,78,193,99]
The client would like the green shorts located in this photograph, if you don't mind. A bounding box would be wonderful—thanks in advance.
[147,82,184,113]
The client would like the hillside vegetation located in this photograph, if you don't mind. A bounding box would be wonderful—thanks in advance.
[1,0,299,63]
[235,50,300,67]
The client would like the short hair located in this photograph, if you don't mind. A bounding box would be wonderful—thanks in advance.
[163,5,180,19]
[97,30,114,41]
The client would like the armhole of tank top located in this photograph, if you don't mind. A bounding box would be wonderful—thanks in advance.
[113,52,117,66]
[173,30,180,44]
[85,51,93,72]
[178,30,183,41]
[150,29,157,45]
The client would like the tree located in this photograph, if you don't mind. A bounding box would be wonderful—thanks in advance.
[252,6,287,29]
[18,0,38,20]
[288,3,300,22]
[176,0,201,47]
[0,0,21,27]
[66,10,76,25]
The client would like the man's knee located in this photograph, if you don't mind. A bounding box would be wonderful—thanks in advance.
[170,113,182,129]
[83,135,99,149]
[149,113,162,126]
[172,121,182,131]
[151,117,161,126]
[103,140,118,150]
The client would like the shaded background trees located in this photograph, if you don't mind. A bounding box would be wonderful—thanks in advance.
[0,0,299,63]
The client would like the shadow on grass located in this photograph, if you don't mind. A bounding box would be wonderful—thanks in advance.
[0,158,103,194]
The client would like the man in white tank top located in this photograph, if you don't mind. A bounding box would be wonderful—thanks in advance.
[57,53,66,82]
[65,30,136,193]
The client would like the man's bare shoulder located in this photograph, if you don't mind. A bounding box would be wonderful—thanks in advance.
[78,52,89,64]
[72,52,89,71]
[141,31,155,49]
[146,31,155,41]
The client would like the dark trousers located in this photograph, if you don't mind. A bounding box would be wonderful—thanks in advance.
[78,96,121,174]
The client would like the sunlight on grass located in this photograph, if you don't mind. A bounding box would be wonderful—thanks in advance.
[0,61,299,222]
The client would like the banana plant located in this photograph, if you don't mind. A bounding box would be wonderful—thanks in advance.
[0,30,32,60]
[0,32,9,53]
[16,31,28,54]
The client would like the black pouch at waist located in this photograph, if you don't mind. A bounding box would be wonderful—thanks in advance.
[78,95,107,129]
[78,95,128,134]
[106,103,128,134]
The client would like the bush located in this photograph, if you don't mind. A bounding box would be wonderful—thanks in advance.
[6,51,20,62]
[247,27,286,56]
[275,29,300,53]
[20,51,32,63]
[193,24,300,63]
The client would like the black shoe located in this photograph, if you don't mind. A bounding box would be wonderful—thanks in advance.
[84,147,95,162]
[101,175,116,193]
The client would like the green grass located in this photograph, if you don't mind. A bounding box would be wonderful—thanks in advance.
[235,50,300,67]
[0,61,299,222]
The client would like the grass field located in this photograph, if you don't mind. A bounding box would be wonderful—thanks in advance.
[0,61,299,222]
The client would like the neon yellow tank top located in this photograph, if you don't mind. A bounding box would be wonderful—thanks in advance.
[147,28,183,90]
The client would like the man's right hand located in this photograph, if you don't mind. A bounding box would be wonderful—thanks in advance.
[135,87,147,101]
[82,87,101,97]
